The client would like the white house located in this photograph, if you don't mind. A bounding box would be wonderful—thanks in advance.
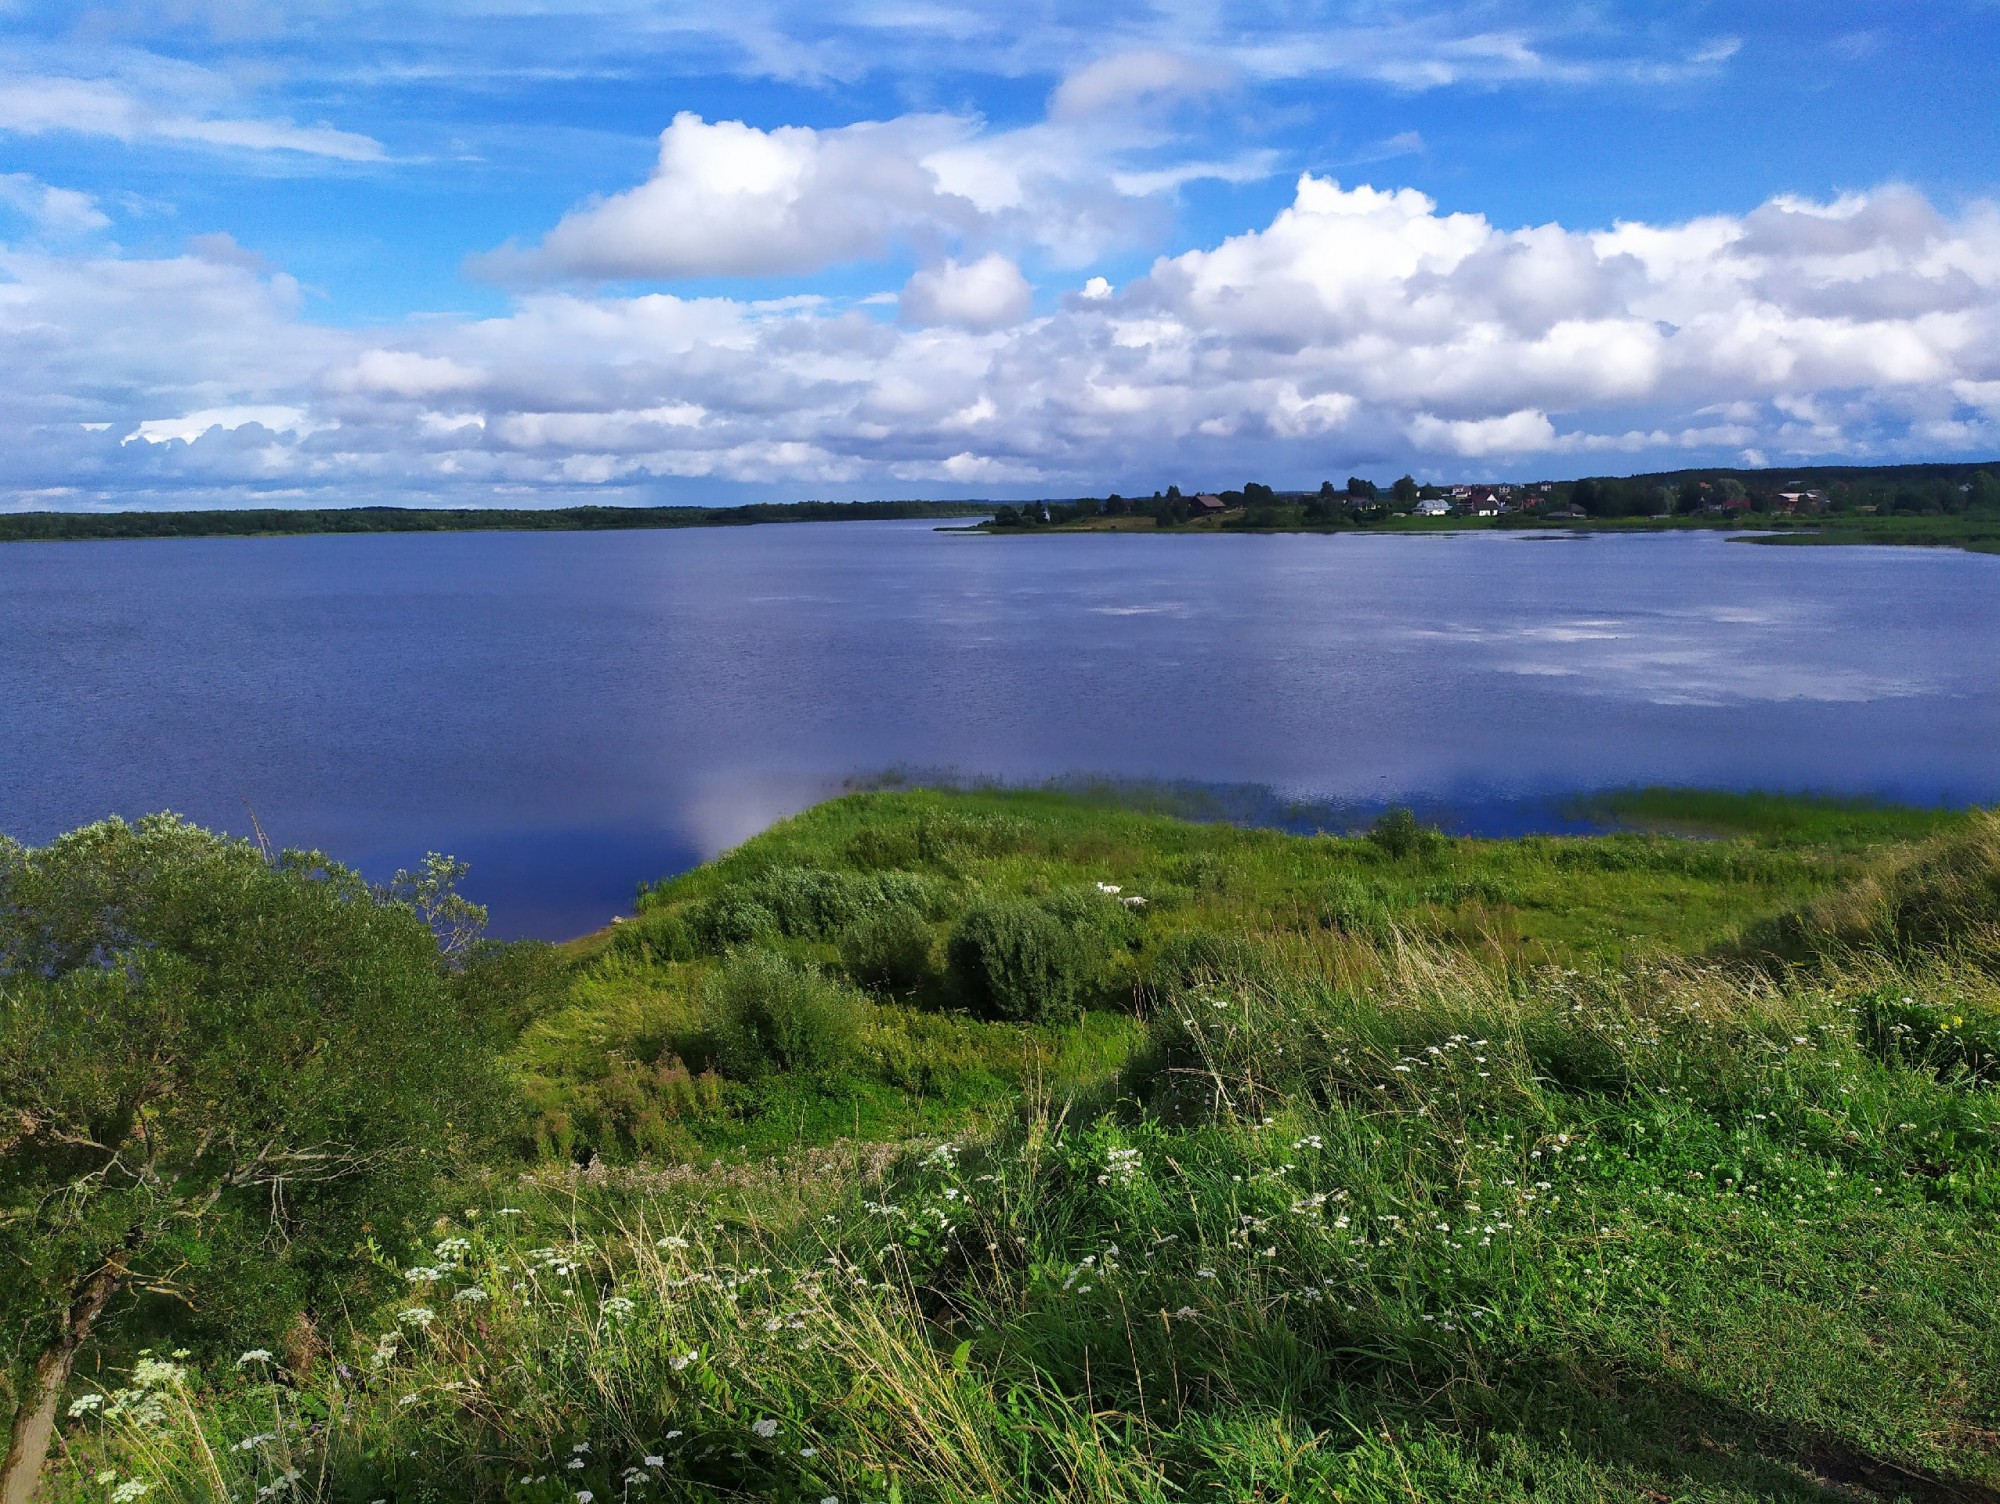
[1414,498,1453,517]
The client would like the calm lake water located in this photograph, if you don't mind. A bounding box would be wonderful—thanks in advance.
[3,521,1997,936]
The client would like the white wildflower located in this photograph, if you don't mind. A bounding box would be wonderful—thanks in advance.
[235,1349,274,1367]
[751,1418,780,1439]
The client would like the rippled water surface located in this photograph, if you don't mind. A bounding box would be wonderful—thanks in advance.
[3,521,1996,935]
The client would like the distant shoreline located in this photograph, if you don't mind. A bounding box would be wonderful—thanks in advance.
[0,499,992,545]
[968,511,2000,555]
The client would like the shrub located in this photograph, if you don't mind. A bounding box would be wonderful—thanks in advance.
[0,815,501,1501]
[755,866,862,937]
[948,899,1090,1023]
[707,949,860,1082]
[692,891,779,948]
[1365,806,1449,861]
[841,902,938,994]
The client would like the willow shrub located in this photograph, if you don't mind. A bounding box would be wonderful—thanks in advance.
[706,947,862,1083]
[0,815,503,1504]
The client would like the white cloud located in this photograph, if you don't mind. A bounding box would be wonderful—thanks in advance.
[1048,49,1233,119]
[0,173,109,235]
[1409,409,1557,456]
[474,111,981,281]
[0,72,384,160]
[5,179,1999,507]
[476,92,1287,284]
[331,349,486,398]
[124,405,332,444]
[899,254,1033,331]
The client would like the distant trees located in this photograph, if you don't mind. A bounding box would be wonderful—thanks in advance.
[978,464,2000,538]
[0,818,505,1504]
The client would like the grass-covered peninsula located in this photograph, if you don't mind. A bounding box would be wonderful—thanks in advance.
[7,788,2000,1503]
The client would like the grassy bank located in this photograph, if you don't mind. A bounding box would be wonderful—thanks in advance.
[38,792,2000,1503]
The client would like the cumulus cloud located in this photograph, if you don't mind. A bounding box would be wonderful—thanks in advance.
[900,255,1033,331]
[124,405,331,444]
[474,112,980,282]
[475,88,1285,284]
[5,179,1999,508]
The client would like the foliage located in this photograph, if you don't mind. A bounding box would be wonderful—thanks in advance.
[1364,805,1448,861]
[49,943,2000,1504]
[947,899,1092,1023]
[706,948,861,1083]
[840,903,938,994]
[0,816,501,1498]
[17,788,2000,1502]
[1750,809,2000,967]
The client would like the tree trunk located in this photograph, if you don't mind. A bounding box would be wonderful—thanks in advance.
[0,1259,123,1504]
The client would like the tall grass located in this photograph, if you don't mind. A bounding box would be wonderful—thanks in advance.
[55,941,2000,1503]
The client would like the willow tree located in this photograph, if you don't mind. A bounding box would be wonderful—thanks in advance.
[0,817,502,1504]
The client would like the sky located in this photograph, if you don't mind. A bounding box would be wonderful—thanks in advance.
[2,1,1998,509]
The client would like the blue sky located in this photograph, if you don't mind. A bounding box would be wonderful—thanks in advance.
[2,0,1998,506]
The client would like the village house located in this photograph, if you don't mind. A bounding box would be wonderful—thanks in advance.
[1187,494,1228,517]
[1414,497,1453,517]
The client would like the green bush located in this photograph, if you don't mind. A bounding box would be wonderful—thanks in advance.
[0,815,501,1498]
[1320,875,1398,938]
[841,902,938,994]
[692,891,779,948]
[948,899,1090,1022]
[707,948,860,1081]
[754,866,862,937]
[1366,806,1449,861]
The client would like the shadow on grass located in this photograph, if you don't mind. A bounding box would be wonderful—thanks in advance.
[1433,1356,2000,1503]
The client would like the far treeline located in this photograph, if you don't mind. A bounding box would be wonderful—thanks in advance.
[0,498,990,544]
[988,458,2000,543]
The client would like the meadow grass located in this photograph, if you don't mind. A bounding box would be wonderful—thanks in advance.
[43,791,2000,1504]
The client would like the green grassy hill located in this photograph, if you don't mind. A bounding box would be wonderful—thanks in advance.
[46,791,2000,1504]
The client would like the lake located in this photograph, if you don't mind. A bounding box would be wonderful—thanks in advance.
[3,521,1996,937]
